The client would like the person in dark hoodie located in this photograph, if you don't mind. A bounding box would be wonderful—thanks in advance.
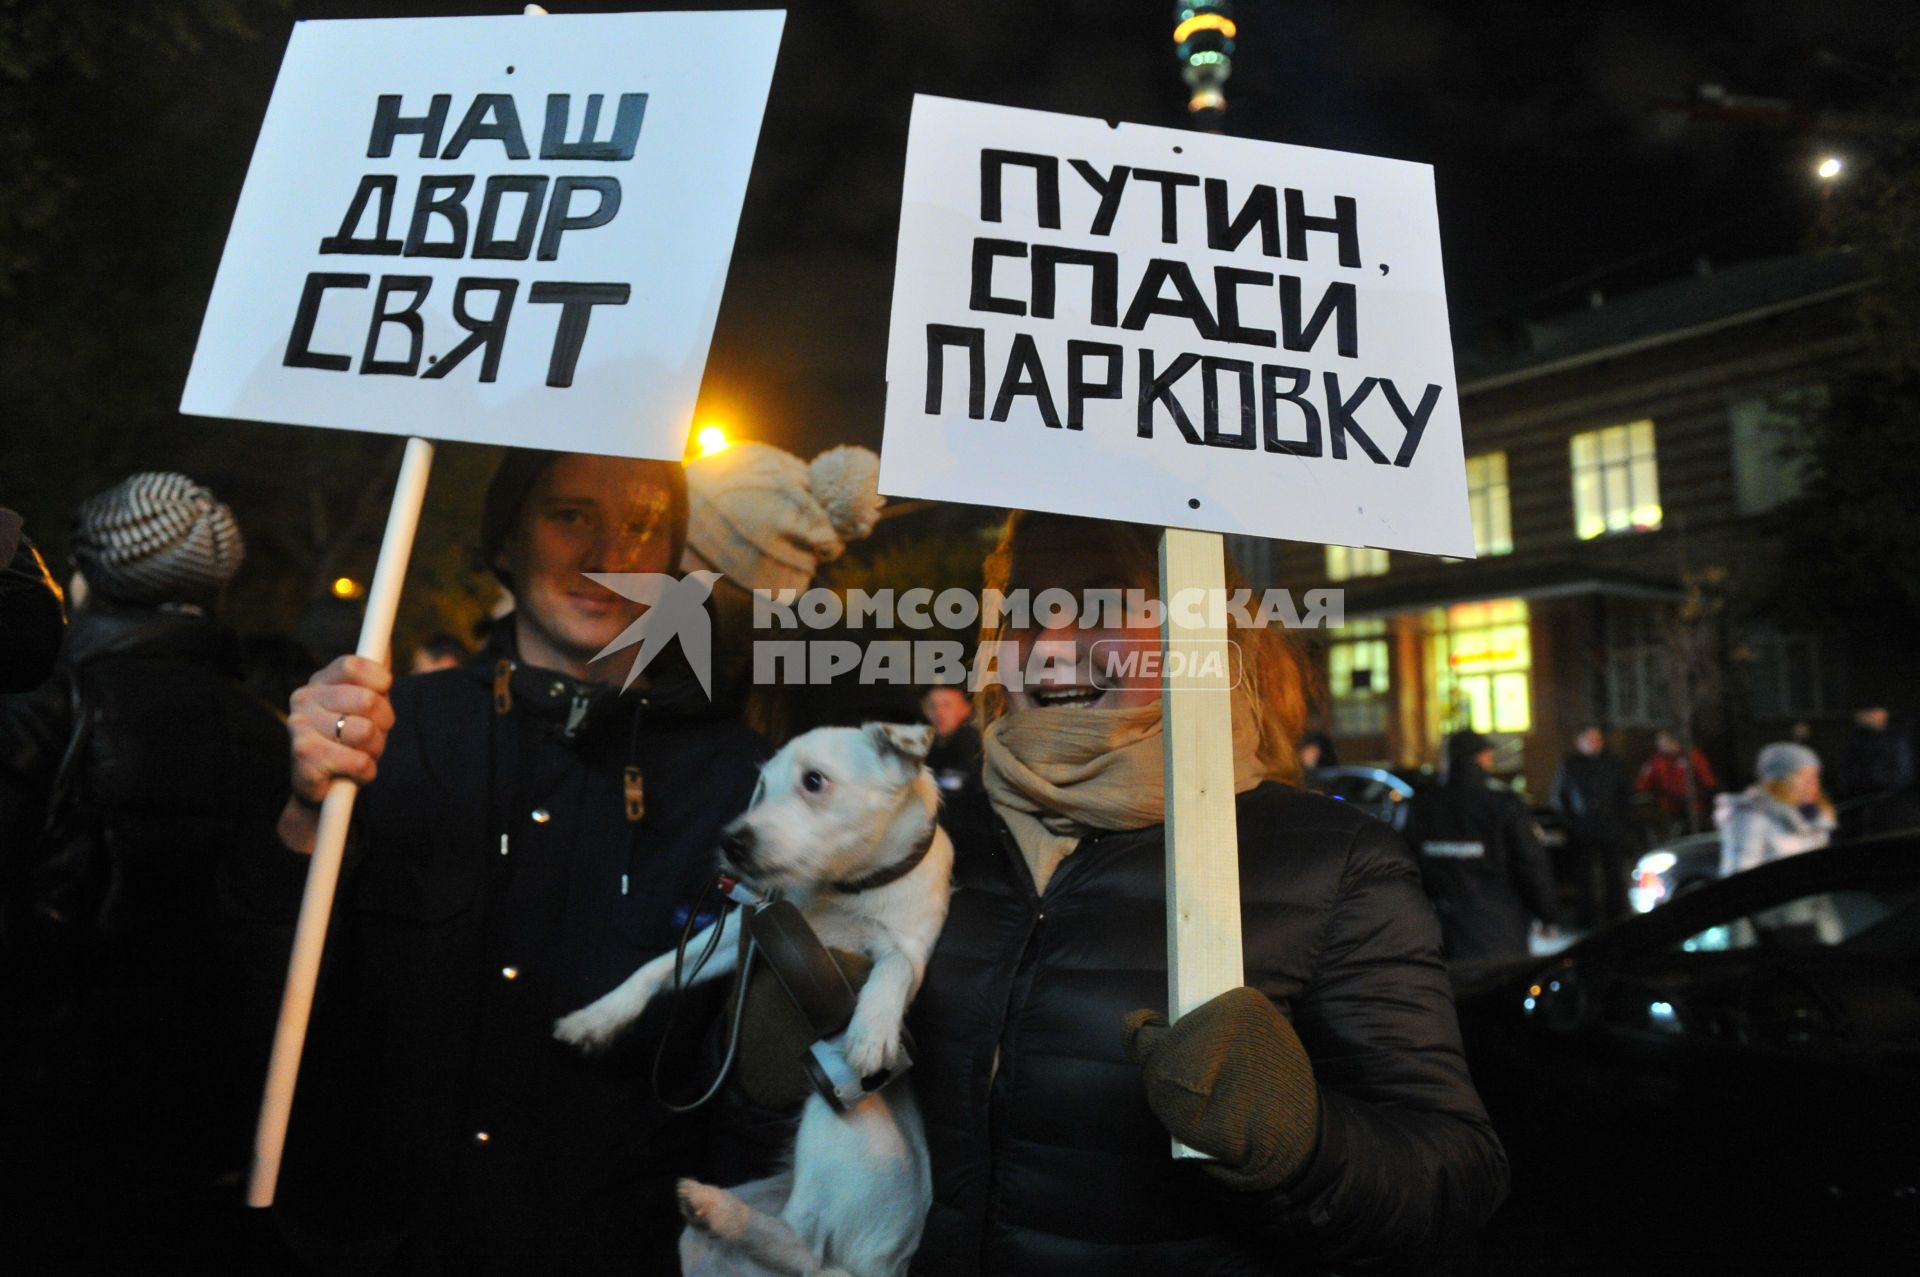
[1551,723,1636,925]
[257,449,767,1276]
[0,473,289,1268]
[1405,730,1559,962]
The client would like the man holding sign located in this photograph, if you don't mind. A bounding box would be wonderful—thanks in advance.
[258,451,766,1273]
[179,10,785,1273]
[883,98,1506,1272]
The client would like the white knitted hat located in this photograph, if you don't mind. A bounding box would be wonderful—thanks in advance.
[685,444,883,594]
[70,472,244,606]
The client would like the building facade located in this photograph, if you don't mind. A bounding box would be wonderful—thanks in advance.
[1233,252,1870,799]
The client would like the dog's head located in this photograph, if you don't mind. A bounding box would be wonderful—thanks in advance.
[720,722,937,893]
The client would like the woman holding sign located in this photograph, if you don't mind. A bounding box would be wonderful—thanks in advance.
[905,512,1507,1274]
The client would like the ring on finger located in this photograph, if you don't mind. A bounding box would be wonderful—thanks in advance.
[335,714,349,742]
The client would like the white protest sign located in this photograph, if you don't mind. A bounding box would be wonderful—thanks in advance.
[881,95,1473,558]
[182,11,784,459]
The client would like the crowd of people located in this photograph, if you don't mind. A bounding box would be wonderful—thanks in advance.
[3,454,1514,1276]
[4,449,1912,1272]
[1376,707,1916,965]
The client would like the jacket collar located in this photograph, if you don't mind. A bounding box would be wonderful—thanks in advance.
[464,613,722,737]
[61,606,239,673]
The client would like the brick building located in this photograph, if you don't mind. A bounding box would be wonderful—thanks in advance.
[1232,251,1872,799]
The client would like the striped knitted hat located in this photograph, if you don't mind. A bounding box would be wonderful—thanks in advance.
[70,472,244,606]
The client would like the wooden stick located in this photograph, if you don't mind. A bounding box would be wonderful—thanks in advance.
[248,435,436,1208]
[1158,526,1244,1160]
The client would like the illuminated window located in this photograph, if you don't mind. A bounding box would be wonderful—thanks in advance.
[1427,599,1532,736]
[1326,545,1389,580]
[1570,420,1662,539]
[1466,452,1513,556]
[1328,618,1391,736]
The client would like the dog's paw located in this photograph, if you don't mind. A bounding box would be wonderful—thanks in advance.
[677,1179,750,1241]
[552,1004,622,1053]
[838,1016,901,1078]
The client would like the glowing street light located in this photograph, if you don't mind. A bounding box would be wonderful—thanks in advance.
[694,423,731,456]
[330,576,365,600]
[1815,155,1843,181]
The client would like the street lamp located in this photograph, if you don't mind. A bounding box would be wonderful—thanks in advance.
[1174,2,1235,128]
[694,423,731,456]
[1815,155,1843,181]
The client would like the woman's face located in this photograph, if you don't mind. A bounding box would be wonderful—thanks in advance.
[1788,764,1821,806]
[1000,527,1162,712]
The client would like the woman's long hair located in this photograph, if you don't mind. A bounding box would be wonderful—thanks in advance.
[973,511,1308,785]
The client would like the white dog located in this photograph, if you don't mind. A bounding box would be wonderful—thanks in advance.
[554,721,953,1277]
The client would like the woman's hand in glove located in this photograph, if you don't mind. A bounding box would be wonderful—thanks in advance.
[1124,986,1321,1192]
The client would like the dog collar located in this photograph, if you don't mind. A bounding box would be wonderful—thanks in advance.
[830,818,936,894]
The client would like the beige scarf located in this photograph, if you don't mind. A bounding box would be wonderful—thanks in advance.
[982,694,1278,893]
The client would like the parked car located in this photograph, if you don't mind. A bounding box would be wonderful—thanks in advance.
[1305,764,1421,829]
[1307,765,1568,853]
[1630,798,1920,914]
[1454,835,1920,1274]
[1627,831,1723,913]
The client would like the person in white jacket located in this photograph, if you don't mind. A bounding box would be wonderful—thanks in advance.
[1715,741,1838,878]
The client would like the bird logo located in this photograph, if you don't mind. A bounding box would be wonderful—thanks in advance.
[582,570,721,697]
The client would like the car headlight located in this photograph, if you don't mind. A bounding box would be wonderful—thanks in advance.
[1637,851,1678,876]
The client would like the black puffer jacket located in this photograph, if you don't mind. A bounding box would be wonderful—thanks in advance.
[908,781,1508,1275]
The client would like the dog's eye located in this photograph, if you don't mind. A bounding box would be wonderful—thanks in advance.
[801,770,828,794]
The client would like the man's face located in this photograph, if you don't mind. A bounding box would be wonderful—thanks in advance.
[922,686,972,738]
[498,455,676,673]
[1657,732,1680,756]
[1857,708,1889,732]
[1576,728,1604,756]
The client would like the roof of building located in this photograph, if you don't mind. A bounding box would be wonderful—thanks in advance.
[1457,251,1869,391]
[1337,554,1685,619]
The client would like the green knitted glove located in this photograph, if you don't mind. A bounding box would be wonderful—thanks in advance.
[731,948,873,1111]
[1123,986,1321,1192]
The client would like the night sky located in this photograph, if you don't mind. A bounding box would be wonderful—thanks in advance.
[267,0,1907,456]
[1,0,1909,630]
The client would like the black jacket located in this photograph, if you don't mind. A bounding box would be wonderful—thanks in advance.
[1550,750,1634,848]
[0,607,288,938]
[908,781,1508,1275]
[1837,725,1916,802]
[1404,765,1557,962]
[0,607,289,1258]
[250,641,767,1275]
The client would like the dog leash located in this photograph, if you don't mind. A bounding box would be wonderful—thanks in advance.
[650,874,762,1114]
[649,872,913,1114]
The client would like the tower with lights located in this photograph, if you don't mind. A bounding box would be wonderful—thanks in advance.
[1174,2,1236,128]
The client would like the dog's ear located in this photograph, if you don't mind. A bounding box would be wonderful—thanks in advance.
[865,721,933,767]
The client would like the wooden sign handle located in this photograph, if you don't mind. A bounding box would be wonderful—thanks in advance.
[247,435,436,1208]
[1158,526,1245,1160]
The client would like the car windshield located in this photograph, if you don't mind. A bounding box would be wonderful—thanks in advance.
[1677,888,1920,956]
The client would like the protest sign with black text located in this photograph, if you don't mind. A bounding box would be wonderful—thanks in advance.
[881,95,1473,559]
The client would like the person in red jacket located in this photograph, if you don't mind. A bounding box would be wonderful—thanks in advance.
[1635,729,1719,837]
